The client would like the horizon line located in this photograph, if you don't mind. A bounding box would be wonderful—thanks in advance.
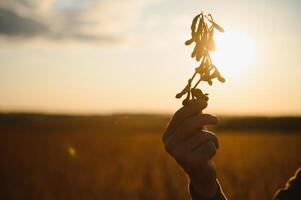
[1,111,301,118]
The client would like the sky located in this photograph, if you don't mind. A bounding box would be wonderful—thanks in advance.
[0,0,300,116]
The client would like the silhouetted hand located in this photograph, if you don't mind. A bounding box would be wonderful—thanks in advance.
[162,99,219,199]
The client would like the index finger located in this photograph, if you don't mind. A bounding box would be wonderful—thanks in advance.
[172,114,218,142]
[163,99,207,143]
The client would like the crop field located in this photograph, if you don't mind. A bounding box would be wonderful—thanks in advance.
[0,114,301,200]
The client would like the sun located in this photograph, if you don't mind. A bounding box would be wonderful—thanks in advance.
[211,31,256,78]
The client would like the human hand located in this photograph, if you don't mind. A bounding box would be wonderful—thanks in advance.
[162,99,219,199]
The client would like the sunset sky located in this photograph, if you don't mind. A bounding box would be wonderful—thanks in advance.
[0,0,300,116]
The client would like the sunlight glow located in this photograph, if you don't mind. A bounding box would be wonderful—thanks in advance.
[212,31,256,78]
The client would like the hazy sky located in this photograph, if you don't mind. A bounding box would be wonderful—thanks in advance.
[0,0,300,116]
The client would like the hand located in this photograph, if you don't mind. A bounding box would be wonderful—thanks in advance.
[162,99,219,199]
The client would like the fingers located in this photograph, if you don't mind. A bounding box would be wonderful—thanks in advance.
[163,99,207,143]
[186,141,217,163]
[172,114,218,142]
[185,130,219,151]
[164,128,219,173]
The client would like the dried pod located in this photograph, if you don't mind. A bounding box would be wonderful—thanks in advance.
[196,15,204,35]
[177,85,190,97]
[182,98,190,106]
[176,12,225,106]
[202,65,213,85]
[213,68,226,83]
[210,67,218,79]
[175,86,188,99]
[210,73,217,79]
[196,48,203,61]
[182,88,192,105]
[204,59,210,70]
[206,39,215,51]
[195,37,207,61]
[195,66,203,74]
[217,75,225,83]
[208,64,215,71]
[200,77,212,85]
[206,77,213,85]
[207,14,225,33]
[213,23,224,33]
[209,25,214,37]
[195,58,206,74]
[191,88,209,101]
[191,44,198,58]
[185,14,201,46]
[176,92,184,98]
[206,26,216,51]
[176,79,192,98]
[191,14,201,33]
[201,24,208,43]
[185,38,194,45]
[191,50,196,58]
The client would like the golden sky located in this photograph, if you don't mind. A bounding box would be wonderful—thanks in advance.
[0,0,300,116]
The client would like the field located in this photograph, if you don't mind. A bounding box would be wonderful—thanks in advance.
[0,114,301,200]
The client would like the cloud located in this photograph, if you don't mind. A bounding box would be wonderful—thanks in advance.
[0,8,49,37]
[0,0,160,43]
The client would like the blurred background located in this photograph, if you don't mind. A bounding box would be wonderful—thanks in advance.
[0,0,301,199]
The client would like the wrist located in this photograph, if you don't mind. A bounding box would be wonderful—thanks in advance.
[190,179,218,199]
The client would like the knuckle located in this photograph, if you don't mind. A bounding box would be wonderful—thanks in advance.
[196,99,208,110]
[164,143,172,154]
[162,129,174,145]
[207,131,219,148]
[210,132,218,142]
[165,143,184,160]
[203,130,218,143]
[201,114,218,124]
[164,141,175,155]
[206,141,217,157]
